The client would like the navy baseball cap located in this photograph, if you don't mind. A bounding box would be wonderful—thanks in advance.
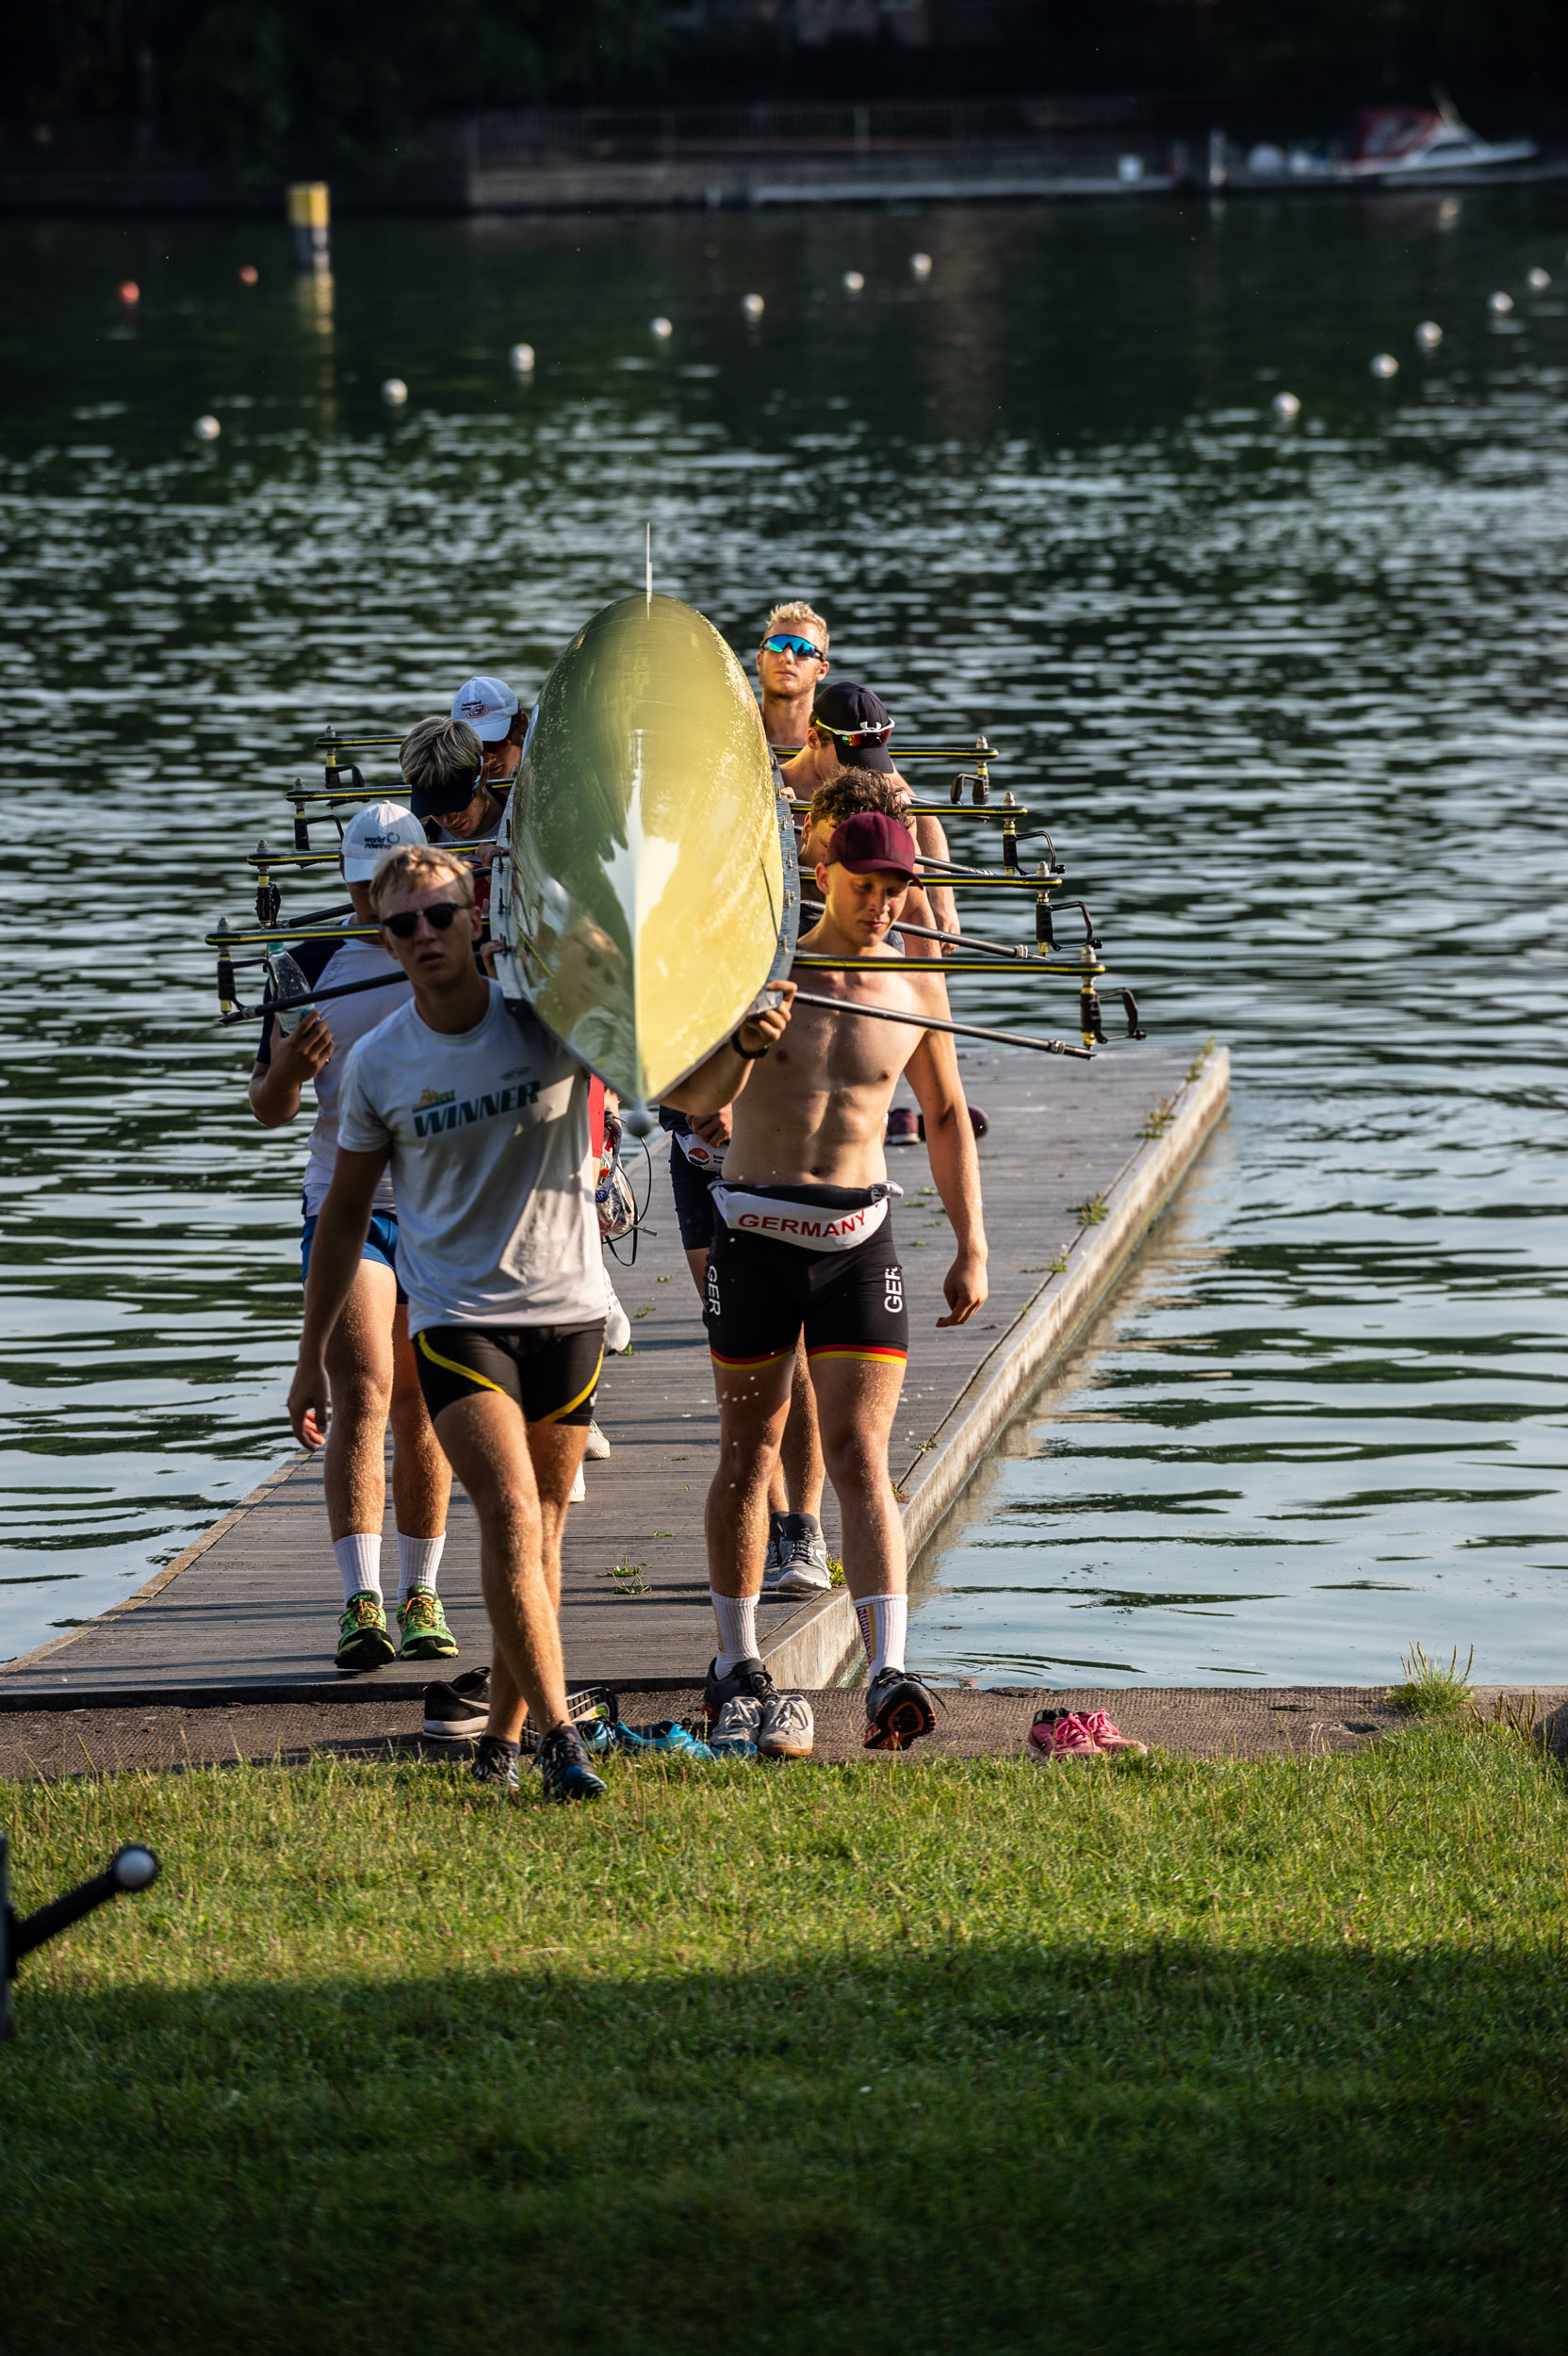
[812,681,896,774]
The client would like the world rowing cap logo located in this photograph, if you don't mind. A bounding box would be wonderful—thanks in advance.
[459,697,492,719]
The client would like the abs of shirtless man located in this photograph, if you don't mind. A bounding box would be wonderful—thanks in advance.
[666,810,988,1753]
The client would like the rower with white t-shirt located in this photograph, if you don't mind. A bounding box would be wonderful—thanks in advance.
[287,843,609,1805]
[249,800,456,1674]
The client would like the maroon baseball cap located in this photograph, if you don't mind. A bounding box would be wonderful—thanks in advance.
[825,810,919,881]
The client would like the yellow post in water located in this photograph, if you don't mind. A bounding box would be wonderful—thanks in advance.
[286,182,332,272]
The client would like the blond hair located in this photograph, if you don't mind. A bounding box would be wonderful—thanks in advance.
[399,715,482,795]
[368,844,476,918]
[762,600,829,654]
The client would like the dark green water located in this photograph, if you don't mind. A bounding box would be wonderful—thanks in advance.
[3,193,1567,1682]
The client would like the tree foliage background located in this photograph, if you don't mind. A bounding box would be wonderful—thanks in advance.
[9,0,1567,169]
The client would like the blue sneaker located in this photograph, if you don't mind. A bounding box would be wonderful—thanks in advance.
[612,1719,716,1761]
[537,1722,607,1805]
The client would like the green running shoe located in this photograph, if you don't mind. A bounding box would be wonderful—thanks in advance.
[335,1590,395,1673]
[397,1590,459,1661]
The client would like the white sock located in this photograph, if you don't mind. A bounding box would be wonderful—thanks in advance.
[397,1532,445,1603]
[711,1590,760,1676]
[856,1593,907,1681]
[334,1532,383,1606]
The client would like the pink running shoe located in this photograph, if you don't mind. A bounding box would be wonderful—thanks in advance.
[1027,1710,1100,1761]
[1080,1709,1148,1756]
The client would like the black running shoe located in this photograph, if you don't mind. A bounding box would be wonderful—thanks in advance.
[700,1656,814,1759]
[422,1665,491,1741]
[700,1654,776,1726]
[470,1733,520,1790]
[537,1722,607,1805]
[864,1666,939,1752]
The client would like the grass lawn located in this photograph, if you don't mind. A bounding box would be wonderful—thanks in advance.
[4,1719,1567,2353]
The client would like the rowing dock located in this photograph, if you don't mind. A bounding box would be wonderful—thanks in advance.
[0,1039,1228,1711]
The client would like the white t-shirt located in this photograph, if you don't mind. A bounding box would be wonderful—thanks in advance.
[335,983,601,1334]
[254,924,408,1218]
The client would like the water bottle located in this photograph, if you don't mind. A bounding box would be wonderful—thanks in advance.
[270,950,316,1038]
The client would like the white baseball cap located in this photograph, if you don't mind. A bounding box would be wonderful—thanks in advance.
[449,674,520,743]
[340,800,428,881]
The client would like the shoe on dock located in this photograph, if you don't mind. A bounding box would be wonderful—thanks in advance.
[583,1419,612,1461]
[701,1655,814,1759]
[422,1666,490,1740]
[863,1666,939,1751]
[1026,1710,1101,1761]
[396,1590,459,1661]
[335,1590,396,1674]
[769,1517,832,1598]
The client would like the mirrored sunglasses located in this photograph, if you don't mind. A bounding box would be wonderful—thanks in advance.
[760,632,825,662]
[819,719,894,747]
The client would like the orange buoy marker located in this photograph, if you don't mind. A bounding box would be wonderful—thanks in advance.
[117,280,139,305]
[238,264,259,286]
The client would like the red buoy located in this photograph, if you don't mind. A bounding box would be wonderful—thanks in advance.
[116,280,139,305]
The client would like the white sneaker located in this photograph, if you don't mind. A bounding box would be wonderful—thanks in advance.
[569,1463,586,1503]
[710,1693,761,1757]
[759,1687,814,1760]
[583,1420,611,1462]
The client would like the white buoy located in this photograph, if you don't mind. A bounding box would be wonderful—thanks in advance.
[909,252,933,279]
[381,378,408,405]
[1489,290,1514,316]
[509,342,536,372]
[1271,390,1301,421]
[1415,319,1444,350]
[193,414,220,441]
[1370,352,1398,379]
[1528,267,1551,292]
[742,292,764,321]
[650,316,673,340]
[842,270,865,294]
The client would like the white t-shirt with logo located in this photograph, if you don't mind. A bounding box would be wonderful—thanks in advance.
[335,983,601,1334]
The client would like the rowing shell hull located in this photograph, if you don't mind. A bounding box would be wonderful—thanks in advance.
[495,593,789,1104]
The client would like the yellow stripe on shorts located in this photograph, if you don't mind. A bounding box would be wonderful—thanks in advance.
[416,1331,507,1394]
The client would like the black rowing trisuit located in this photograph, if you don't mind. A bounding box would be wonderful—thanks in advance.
[413,1321,605,1427]
[658,1105,723,1252]
[704,1182,907,1370]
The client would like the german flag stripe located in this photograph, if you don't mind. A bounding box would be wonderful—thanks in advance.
[708,1345,797,1369]
[805,1344,908,1364]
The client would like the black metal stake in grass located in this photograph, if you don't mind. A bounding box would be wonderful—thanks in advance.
[1,1833,160,2039]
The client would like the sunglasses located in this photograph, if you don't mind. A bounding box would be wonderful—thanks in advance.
[818,719,894,748]
[383,899,466,939]
[760,632,825,662]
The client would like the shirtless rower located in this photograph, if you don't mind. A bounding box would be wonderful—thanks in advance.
[250,799,455,1673]
[666,810,988,1753]
[287,845,608,1804]
[651,597,838,1595]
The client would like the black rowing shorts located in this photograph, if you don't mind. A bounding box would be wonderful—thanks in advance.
[414,1320,606,1426]
[669,1139,717,1252]
[705,1192,908,1372]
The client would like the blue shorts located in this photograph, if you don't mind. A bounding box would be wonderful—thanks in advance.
[301,1206,406,1304]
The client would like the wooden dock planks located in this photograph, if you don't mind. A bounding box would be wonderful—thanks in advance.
[0,1039,1228,1710]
